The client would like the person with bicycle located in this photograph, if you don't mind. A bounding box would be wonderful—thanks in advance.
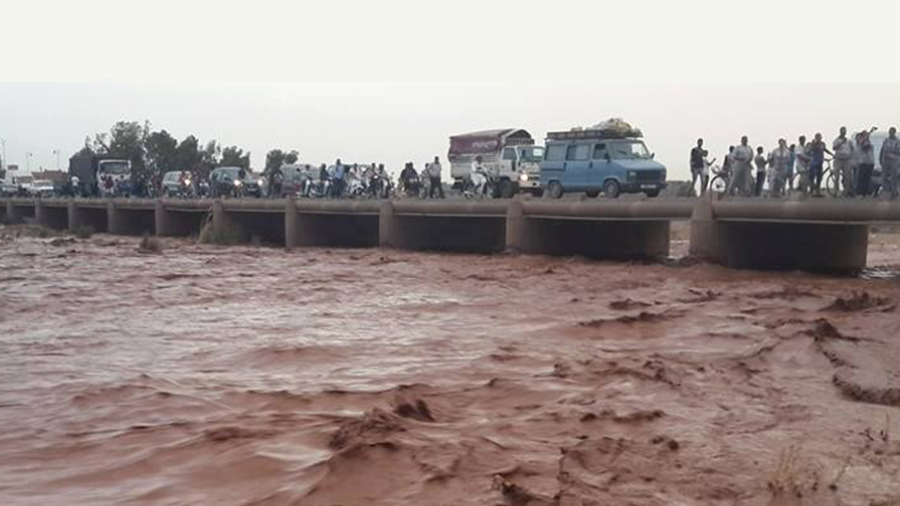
[833,127,855,198]
[768,139,792,198]
[808,133,832,196]
[879,127,900,200]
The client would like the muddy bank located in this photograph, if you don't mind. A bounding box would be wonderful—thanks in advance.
[0,227,899,505]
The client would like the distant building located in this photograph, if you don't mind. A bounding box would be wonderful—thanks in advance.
[32,170,67,185]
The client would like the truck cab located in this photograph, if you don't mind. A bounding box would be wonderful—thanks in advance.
[541,130,667,199]
[449,129,544,198]
[499,144,544,196]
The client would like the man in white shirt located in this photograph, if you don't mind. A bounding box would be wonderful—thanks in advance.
[768,139,791,198]
[426,156,444,198]
[728,136,754,196]
[832,127,855,197]
[794,136,811,195]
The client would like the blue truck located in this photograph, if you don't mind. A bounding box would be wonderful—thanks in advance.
[540,128,667,199]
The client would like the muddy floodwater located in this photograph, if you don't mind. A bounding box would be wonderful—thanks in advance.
[1,226,899,506]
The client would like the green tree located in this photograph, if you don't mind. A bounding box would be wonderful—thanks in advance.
[200,140,221,176]
[265,149,299,173]
[175,135,203,174]
[92,121,150,182]
[145,129,178,181]
[221,145,251,170]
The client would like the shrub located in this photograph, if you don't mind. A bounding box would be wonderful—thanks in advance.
[138,234,163,254]
[197,221,246,246]
[74,226,94,239]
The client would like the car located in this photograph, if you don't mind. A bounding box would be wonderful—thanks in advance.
[209,166,262,198]
[541,128,667,199]
[162,171,192,197]
[0,180,16,196]
[30,179,56,197]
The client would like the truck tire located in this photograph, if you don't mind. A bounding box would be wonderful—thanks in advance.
[547,181,564,199]
[603,180,621,199]
[498,179,515,199]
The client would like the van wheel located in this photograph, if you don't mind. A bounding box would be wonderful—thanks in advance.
[547,181,564,199]
[585,190,600,198]
[498,179,515,199]
[603,180,620,199]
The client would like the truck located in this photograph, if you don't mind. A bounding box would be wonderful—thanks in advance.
[448,129,544,198]
[540,123,667,199]
[68,154,132,196]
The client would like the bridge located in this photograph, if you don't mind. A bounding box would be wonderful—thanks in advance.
[3,196,899,272]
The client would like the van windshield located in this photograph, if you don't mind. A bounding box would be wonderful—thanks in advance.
[608,141,651,160]
[519,147,544,162]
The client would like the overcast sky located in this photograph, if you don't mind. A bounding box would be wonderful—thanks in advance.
[2,0,900,179]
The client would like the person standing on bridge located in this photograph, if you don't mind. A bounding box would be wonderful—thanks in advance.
[879,127,900,200]
[794,136,811,195]
[768,139,792,198]
[427,156,444,199]
[331,159,345,198]
[787,144,796,192]
[729,137,753,197]
[855,130,876,197]
[808,133,832,196]
[690,139,708,196]
[754,146,768,197]
[833,127,855,197]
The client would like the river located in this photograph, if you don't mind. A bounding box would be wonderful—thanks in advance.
[1,226,899,506]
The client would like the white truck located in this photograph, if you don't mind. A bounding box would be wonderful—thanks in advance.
[448,128,544,198]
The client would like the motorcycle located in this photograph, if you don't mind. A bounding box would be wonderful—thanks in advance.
[399,174,420,197]
[463,169,495,199]
[302,176,330,198]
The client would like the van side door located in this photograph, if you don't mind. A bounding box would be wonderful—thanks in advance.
[564,143,591,190]
[541,143,566,186]
[590,142,612,189]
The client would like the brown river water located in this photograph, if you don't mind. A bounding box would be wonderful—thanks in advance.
[1,226,899,506]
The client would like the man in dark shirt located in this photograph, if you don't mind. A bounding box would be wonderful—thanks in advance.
[690,138,707,196]
[808,133,832,196]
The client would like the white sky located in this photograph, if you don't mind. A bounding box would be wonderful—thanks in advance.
[2,0,900,179]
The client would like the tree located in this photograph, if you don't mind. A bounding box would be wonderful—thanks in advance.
[221,145,251,170]
[175,135,203,174]
[200,140,221,176]
[144,129,178,181]
[91,121,150,182]
[265,148,299,173]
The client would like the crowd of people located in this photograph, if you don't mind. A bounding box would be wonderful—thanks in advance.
[689,127,900,199]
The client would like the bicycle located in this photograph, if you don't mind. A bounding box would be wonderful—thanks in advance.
[788,159,840,197]
[708,164,729,194]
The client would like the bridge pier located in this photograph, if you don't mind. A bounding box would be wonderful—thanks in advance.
[67,201,80,231]
[6,200,22,224]
[689,197,870,272]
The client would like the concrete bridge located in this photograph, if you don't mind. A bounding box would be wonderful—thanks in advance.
[3,196,899,272]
